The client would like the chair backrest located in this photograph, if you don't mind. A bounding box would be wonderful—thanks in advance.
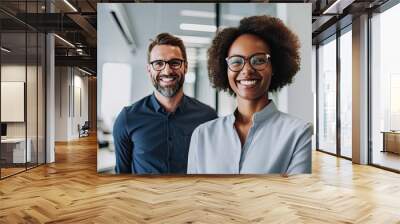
[82,121,90,129]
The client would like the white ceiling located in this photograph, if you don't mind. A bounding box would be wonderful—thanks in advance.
[123,3,277,49]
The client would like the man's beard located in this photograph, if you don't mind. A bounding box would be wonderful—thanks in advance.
[152,74,184,97]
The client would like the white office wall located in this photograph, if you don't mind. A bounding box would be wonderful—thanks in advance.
[97,4,152,129]
[73,73,89,138]
[54,67,89,141]
[352,14,369,164]
[100,63,132,131]
[312,45,317,150]
[1,65,36,138]
[285,4,314,125]
[55,67,69,141]
[1,64,45,164]
[1,82,24,122]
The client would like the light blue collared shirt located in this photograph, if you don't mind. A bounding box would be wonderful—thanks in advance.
[187,101,312,174]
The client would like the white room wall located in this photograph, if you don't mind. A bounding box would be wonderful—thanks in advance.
[72,73,89,138]
[46,32,55,163]
[55,67,89,141]
[311,45,317,150]
[1,65,39,138]
[98,4,154,131]
[1,63,46,163]
[285,4,314,125]
[55,66,69,141]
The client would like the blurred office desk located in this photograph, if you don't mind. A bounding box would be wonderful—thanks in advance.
[97,147,116,174]
[97,130,116,174]
[382,131,400,154]
[1,138,32,164]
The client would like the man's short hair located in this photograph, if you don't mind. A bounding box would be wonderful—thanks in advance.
[147,33,187,63]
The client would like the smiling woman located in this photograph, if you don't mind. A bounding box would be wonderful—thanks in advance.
[187,15,312,175]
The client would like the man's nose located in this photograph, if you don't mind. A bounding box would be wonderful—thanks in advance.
[162,63,174,74]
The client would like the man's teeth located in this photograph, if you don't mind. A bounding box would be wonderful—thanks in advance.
[160,77,175,82]
[238,80,258,86]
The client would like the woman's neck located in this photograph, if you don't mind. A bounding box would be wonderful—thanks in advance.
[235,94,269,124]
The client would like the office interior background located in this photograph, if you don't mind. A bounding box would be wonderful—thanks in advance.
[97,3,312,173]
[0,0,400,222]
[0,0,97,179]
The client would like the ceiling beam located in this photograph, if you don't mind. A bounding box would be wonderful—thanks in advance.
[67,13,97,46]
[55,55,96,72]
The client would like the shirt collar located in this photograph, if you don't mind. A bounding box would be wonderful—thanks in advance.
[150,93,162,112]
[150,92,187,114]
[229,100,278,125]
[253,100,278,123]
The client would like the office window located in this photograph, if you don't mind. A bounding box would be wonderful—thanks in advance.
[339,27,352,158]
[371,3,400,171]
[317,36,337,154]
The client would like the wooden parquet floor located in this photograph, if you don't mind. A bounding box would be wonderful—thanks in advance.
[1,135,400,223]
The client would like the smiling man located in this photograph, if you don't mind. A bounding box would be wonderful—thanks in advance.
[113,33,217,174]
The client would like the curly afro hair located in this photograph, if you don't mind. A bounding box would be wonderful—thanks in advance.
[208,15,301,95]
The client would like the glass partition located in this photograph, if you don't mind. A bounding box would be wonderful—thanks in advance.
[1,30,28,177]
[317,35,337,155]
[0,1,46,179]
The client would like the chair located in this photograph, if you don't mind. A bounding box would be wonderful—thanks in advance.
[78,121,90,138]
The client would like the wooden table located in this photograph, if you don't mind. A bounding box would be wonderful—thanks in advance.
[381,131,400,154]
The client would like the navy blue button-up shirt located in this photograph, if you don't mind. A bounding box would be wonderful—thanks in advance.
[113,93,218,174]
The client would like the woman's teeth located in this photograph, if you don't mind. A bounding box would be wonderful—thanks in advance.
[238,79,258,86]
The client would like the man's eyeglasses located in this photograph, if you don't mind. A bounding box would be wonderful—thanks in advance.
[225,53,271,72]
[149,59,185,71]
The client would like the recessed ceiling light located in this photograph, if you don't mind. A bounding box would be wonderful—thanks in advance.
[176,35,211,44]
[54,34,75,48]
[63,0,78,12]
[180,10,215,18]
[322,0,353,14]
[78,67,92,76]
[1,47,11,53]
[222,14,242,21]
[180,9,242,21]
[180,23,217,32]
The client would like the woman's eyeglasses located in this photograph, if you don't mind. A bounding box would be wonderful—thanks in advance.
[226,53,271,72]
[149,59,185,71]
